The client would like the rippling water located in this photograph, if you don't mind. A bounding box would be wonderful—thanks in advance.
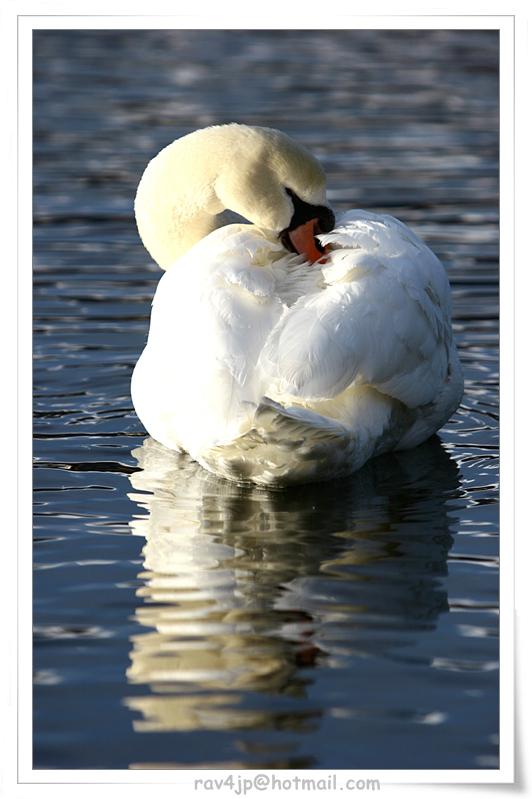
[33,29,499,769]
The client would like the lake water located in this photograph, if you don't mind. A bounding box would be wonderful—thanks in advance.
[33,29,499,770]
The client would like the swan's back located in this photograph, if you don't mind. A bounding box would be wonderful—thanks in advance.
[132,212,463,485]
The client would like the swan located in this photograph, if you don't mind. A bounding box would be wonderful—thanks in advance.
[131,123,463,486]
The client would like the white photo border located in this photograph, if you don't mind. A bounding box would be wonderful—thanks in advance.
[7,5,519,794]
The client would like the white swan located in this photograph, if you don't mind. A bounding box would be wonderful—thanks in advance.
[132,123,463,486]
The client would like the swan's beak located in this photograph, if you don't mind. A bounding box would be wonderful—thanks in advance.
[280,189,335,263]
[288,219,329,264]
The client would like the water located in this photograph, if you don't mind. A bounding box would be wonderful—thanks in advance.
[33,29,499,769]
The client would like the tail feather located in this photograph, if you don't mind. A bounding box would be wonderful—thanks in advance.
[199,398,359,486]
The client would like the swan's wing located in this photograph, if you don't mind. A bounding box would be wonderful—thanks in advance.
[258,211,454,409]
[133,225,289,452]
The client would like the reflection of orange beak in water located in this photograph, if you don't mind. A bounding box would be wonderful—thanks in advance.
[288,218,330,264]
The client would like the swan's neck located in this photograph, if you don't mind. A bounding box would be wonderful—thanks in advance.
[134,135,231,269]
[139,204,222,270]
[134,124,328,270]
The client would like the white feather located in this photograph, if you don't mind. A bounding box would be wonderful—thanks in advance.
[132,212,462,485]
[131,127,463,485]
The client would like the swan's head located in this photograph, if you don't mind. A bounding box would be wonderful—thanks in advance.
[213,125,335,262]
[135,123,335,268]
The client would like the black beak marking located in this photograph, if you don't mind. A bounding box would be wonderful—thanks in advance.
[280,188,335,254]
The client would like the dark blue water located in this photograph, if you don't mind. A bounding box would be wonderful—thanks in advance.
[33,29,499,769]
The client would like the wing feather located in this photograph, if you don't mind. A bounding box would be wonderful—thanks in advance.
[258,211,452,409]
[134,225,286,452]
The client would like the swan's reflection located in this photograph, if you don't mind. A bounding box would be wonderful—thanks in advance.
[124,437,459,744]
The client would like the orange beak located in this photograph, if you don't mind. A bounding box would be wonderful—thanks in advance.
[288,218,329,264]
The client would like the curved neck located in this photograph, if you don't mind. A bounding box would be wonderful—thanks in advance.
[134,124,327,270]
[134,133,232,269]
